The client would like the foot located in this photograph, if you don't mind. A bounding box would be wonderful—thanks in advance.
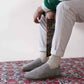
[22,52,49,72]
[24,63,60,80]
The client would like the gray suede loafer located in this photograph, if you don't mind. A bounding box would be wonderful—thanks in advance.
[22,58,45,72]
[24,63,61,80]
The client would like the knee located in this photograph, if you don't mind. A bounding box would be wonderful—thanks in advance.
[56,1,71,11]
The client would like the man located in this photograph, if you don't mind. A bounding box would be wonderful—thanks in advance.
[22,0,84,80]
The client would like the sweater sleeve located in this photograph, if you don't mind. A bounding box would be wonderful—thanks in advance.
[42,0,61,12]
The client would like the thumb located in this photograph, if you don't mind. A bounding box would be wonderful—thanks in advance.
[38,15,41,20]
[37,15,41,22]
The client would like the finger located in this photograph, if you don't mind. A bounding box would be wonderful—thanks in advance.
[33,15,38,23]
[34,18,39,23]
[39,15,41,20]
[36,19,39,23]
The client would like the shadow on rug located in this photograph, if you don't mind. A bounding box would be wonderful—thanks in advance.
[0,57,84,84]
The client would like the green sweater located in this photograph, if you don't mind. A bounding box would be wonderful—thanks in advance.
[44,0,61,11]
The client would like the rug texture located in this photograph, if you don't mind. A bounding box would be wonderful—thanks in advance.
[0,57,84,84]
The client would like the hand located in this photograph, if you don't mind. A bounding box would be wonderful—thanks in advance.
[45,11,56,22]
[33,6,44,23]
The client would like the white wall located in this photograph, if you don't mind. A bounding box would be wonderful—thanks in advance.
[64,23,84,58]
[0,0,84,62]
[0,0,42,61]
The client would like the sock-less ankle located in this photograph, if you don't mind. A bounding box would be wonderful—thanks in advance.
[39,51,49,63]
[47,55,61,69]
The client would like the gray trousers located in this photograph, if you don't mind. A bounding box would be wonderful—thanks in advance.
[39,0,84,57]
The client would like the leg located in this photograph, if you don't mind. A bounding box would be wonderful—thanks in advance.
[39,15,47,52]
[48,0,84,69]
[22,15,49,72]
[47,1,76,69]
[24,0,84,80]
[39,15,49,62]
[51,0,84,57]
[48,0,84,70]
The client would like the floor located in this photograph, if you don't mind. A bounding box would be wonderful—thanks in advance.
[0,57,84,83]
[0,0,84,62]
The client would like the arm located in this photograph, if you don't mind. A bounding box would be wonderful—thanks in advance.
[33,6,44,23]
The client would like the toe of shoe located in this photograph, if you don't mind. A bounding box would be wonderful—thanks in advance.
[22,67,26,72]
[24,72,37,80]
[24,72,30,79]
[22,66,30,72]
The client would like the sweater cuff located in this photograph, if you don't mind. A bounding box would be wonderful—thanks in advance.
[41,3,51,12]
